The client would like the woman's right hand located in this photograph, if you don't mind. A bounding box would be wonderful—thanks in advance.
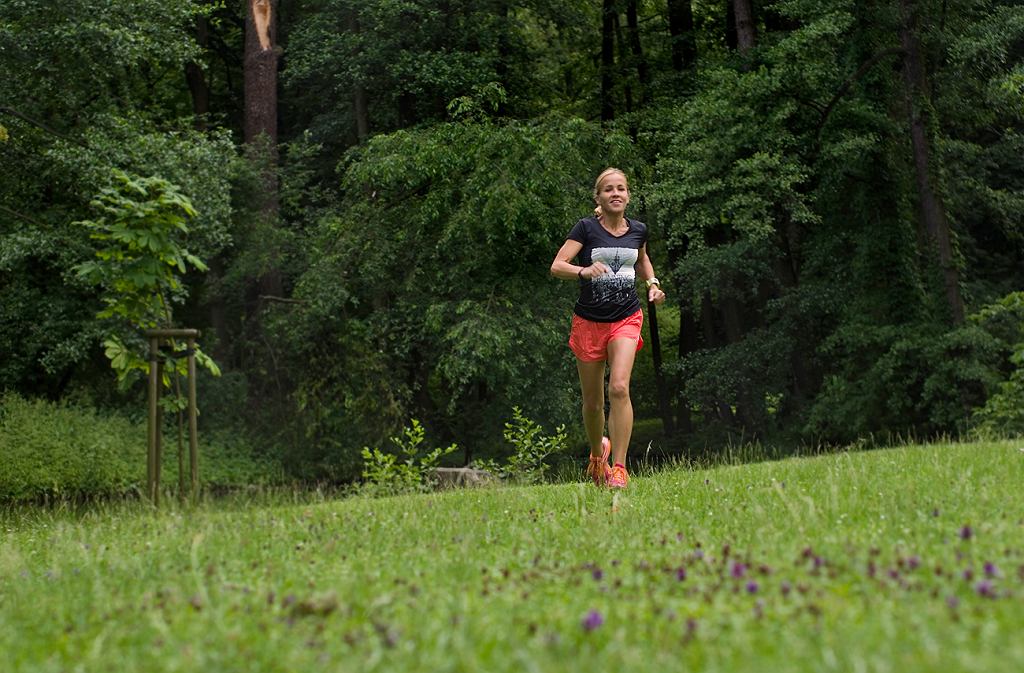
[581,262,610,280]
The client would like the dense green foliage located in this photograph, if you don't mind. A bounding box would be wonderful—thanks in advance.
[1,0,1022,485]
[971,291,1024,435]
[268,118,636,474]
[646,0,1024,442]
[3,440,1024,671]
[0,393,281,502]
[0,0,245,402]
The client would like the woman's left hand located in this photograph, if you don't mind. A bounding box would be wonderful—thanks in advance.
[648,285,666,305]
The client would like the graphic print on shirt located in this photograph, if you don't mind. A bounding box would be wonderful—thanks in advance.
[590,246,638,304]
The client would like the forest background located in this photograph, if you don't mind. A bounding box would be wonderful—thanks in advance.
[1,0,1023,493]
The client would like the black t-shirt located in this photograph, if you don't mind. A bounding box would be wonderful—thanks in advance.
[567,216,648,322]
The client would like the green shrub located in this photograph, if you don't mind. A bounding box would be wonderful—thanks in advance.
[971,292,1024,437]
[359,419,458,496]
[972,355,1024,436]
[0,392,280,502]
[804,323,1002,443]
[467,408,568,484]
[499,407,566,485]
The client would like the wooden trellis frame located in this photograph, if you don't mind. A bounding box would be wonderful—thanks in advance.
[144,328,201,504]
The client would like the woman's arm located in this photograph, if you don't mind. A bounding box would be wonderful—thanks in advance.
[550,239,609,281]
[636,245,667,305]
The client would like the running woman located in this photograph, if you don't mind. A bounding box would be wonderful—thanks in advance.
[549,168,666,488]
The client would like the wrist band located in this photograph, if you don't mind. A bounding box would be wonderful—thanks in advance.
[578,268,585,280]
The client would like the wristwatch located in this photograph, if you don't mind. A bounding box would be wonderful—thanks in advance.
[645,277,661,289]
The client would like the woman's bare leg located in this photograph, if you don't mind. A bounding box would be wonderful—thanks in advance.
[606,338,638,466]
[576,359,606,457]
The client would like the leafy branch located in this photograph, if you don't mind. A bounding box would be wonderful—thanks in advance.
[74,169,219,388]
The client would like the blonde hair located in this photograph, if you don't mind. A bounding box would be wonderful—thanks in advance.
[592,167,628,218]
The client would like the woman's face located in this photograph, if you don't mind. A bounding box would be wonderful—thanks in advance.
[596,173,630,216]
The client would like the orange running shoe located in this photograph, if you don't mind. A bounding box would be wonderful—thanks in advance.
[608,463,629,489]
[586,436,612,486]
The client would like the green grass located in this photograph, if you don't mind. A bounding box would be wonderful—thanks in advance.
[2,440,1023,672]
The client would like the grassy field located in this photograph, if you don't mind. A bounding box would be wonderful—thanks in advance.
[2,440,1023,672]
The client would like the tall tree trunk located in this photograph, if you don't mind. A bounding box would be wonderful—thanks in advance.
[773,218,813,403]
[188,5,223,358]
[899,0,965,324]
[185,13,210,132]
[244,0,278,147]
[244,0,282,297]
[725,0,738,51]
[733,0,757,54]
[719,2,757,430]
[721,292,759,432]
[601,0,616,122]
[647,299,674,437]
[676,301,698,435]
[494,0,512,117]
[346,12,370,142]
[353,83,370,143]
[398,92,416,127]
[206,257,231,364]
[613,13,633,115]
[666,0,697,72]
[700,292,734,424]
[625,0,650,104]
[666,241,695,438]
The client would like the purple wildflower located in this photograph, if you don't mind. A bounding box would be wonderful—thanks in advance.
[745,581,759,594]
[960,525,973,541]
[693,549,705,560]
[780,581,792,596]
[975,581,996,598]
[946,595,960,610]
[675,566,687,581]
[962,568,974,581]
[730,562,747,579]
[582,610,604,631]
[907,556,921,570]
[592,568,604,581]
[984,562,999,578]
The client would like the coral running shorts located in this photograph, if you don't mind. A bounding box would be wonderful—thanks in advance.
[568,310,644,362]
